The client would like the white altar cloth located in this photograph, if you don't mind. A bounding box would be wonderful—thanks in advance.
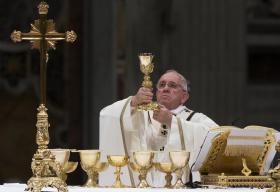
[0,183,269,192]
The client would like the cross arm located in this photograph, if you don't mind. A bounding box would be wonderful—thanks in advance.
[11,30,42,42]
[45,31,77,43]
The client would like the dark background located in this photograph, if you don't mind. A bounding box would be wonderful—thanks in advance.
[1,0,280,185]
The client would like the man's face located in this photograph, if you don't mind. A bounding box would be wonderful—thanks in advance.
[156,72,189,110]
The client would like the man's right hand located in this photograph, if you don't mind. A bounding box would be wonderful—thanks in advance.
[131,87,153,107]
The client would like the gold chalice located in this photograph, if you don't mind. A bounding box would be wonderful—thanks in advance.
[50,149,77,182]
[130,151,154,188]
[154,162,176,188]
[137,53,159,111]
[169,151,190,188]
[107,155,129,188]
[79,150,101,187]
[81,162,108,187]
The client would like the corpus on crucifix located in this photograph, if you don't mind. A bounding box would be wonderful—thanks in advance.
[10,1,76,192]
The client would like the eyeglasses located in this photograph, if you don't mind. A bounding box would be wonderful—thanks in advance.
[157,81,184,90]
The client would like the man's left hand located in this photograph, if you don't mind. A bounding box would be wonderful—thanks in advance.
[153,104,173,127]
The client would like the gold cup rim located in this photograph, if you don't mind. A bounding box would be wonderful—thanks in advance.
[107,155,129,166]
[154,162,175,172]
[78,149,100,153]
[50,148,70,165]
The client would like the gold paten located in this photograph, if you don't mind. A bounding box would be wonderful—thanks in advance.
[10,1,76,192]
[137,53,159,111]
[200,127,275,188]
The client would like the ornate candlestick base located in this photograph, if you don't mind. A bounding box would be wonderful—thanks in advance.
[27,176,67,192]
[26,150,68,192]
[25,104,67,192]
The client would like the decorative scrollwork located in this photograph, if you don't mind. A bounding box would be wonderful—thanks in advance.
[65,31,77,43]
[10,30,22,42]
[38,1,49,15]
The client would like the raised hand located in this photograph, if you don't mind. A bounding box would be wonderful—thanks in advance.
[131,87,153,107]
[153,104,173,127]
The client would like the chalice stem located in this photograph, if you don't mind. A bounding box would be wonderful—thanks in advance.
[165,173,173,188]
[113,167,124,188]
[89,172,98,187]
[138,170,149,188]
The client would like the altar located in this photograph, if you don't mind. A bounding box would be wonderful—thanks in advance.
[0,183,268,192]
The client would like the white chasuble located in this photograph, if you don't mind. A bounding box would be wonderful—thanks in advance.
[99,97,218,187]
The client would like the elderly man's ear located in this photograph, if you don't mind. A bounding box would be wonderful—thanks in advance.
[181,92,189,104]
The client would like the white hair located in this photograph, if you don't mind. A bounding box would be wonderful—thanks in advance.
[160,70,190,93]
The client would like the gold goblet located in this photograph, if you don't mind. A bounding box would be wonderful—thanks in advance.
[154,162,176,188]
[137,53,159,111]
[169,151,190,188]
[50,149,77,182]
[107,155,129,188]
[79,150,101,187]
[80,162,109,187]
[130,151,154,188]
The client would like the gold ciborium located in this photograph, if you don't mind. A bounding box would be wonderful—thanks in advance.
[79,150,101,187]
[107,155,129,188]
[50,149,78,182]
[130,151,154,188]
[137,53,159,111]
[169,151,190,188]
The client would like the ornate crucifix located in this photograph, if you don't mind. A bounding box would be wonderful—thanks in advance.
[11,1,76,192]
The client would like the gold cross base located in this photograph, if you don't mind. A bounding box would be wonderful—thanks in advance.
[25,149,68,192]
[26,176,67,192]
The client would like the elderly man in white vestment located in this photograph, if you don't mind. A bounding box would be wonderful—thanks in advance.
[99,70,218,187]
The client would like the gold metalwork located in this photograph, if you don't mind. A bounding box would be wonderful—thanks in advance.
[267,141,280,192]
[81,162,108,187]
[49,149,78,182]
[10,1,76,191]
[62,162,78,182]
[26,105,67,192]
[241,158,252,176]
[200,129,230,173]
[137,53,159,111]
[199,126,277,188]
[169,151,190,189]
[38,1,49,14]
[107,155,129,188]
[79,150,102,187]
[129,151,154,188]
[258,129,274,171]
[154,162,176,188]
[201,174,273,188]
